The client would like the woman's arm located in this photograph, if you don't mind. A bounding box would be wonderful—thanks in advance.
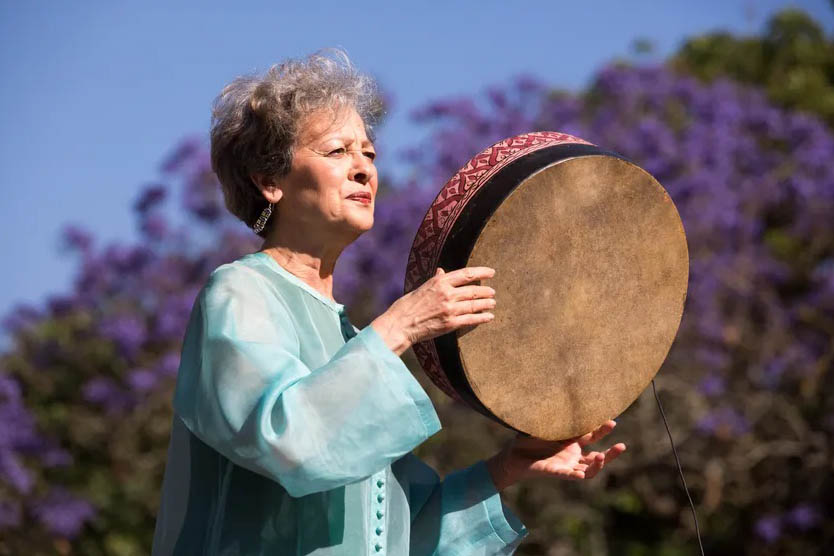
[393,454,527,555]
[174,265,441,498]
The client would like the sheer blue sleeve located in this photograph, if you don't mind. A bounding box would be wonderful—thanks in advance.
[173,265,441,498]
[393,454,527,555]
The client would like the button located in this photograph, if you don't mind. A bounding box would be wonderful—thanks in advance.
[376,510,384,519]
[375,526,383,535]
[376,479,384,488]
[377,494,385,503]
[374,544,383,552]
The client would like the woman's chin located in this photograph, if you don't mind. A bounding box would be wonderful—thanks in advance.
[342,216,374,237]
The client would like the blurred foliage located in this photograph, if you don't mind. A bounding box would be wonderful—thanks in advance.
[672,8,834,127]
[2,7,834,556]
[406,58,834,554]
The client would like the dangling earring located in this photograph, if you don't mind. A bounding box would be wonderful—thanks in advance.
[253,202,274,233]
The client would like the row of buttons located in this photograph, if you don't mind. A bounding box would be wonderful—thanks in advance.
[372,474,385,553]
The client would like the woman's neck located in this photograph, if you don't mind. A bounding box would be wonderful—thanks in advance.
[260,227,353,302]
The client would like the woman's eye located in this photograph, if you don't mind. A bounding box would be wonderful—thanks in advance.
[328,147,346,156]
[364,151,376,161]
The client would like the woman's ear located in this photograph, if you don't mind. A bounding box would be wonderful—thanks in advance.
[251,173,284,204]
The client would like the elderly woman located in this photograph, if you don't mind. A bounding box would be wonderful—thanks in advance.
[152,51,625,555]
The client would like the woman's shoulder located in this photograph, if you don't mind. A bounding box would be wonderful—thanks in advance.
[202,253,288,308]
[196,253,299,343]
[209,253,263,282]
[206,253,269,287]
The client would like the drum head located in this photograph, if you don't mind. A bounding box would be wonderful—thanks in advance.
[456,154,688,439]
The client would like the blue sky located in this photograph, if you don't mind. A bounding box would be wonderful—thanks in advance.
[1,0,832,322]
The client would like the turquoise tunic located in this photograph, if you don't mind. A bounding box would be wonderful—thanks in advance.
[152,252,527,555]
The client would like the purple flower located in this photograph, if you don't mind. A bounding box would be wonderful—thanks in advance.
[156,353,181,378]
[486,86,508,110]
[2,304,41,333]
[160,136,202,173]
[697,373,726,397]
[134,185,168,214]
[99,315,147,358]
[754,515,782,543]
[182,176,224,222]
[81,377,119,404]
[696,407,749,438]
[140,212,169,240]
[811,258,834,297]
[74,254,117,298]
[759,358,787,389]
[61,225,93,252]
[47,295,78,317]
[154,289,198,338]
[173,144,225,224]
[514,74,543,93]
[30,488,95,538]
[82,377,132,413]
[786,504,818,530]
[0,374,21,402]
[104,245,154,274]
[0,450,33,494]
[0,376,41,455]
[126,368,157,393]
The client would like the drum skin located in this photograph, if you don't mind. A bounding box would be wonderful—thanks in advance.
[404,132,689,440]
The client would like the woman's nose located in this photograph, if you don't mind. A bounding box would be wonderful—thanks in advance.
[349,152,374,185]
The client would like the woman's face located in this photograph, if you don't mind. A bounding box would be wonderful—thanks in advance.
[276,107,377,240]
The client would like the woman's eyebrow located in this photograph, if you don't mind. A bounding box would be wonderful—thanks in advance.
[320,133,353,145]
[313,132,374,150]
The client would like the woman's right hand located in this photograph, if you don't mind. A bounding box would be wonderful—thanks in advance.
[370,267,496,356]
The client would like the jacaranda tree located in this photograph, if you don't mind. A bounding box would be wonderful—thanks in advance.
[2,64,832,556]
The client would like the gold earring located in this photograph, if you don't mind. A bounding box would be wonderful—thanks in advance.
[253,203,274,233]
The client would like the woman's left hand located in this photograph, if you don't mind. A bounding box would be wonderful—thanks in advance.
[485,420,626,491]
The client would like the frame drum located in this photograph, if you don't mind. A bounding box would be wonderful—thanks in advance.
[404,132,688,440]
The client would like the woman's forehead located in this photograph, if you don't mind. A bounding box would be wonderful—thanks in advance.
[300,107,371,145]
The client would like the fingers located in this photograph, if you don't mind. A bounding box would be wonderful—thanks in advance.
[576,420,617,447]
[449,297,496,316]
[581,444,627,479]
[583,452,606,479]
[450,285,495,302]
[544,461,585,480]
[447,311,495,329]
[532,440,627,482]
[603,443,627,462]
[434,269,497,325]
[405,267,497,343]
[443,266,495,287]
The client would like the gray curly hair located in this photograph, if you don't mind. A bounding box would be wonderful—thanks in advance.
[210,49,385,237]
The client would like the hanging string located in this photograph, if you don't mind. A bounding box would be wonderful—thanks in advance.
[651,379,705,556]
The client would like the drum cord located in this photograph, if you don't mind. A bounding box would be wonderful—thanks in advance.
[651,379,705,556]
